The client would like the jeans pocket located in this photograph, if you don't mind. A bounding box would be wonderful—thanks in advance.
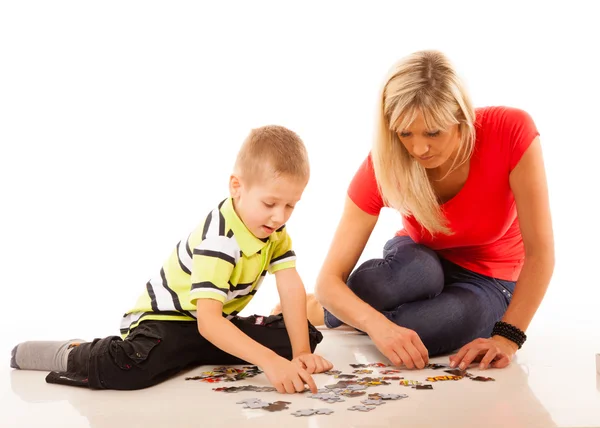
[492,278,515,299]
[113,328,162,369]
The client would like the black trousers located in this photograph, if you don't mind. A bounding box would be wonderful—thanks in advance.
[45,314,323,390]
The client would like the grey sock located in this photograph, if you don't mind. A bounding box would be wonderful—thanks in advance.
[10,339,84,372]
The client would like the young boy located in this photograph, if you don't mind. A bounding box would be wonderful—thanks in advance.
[11,125,332,393]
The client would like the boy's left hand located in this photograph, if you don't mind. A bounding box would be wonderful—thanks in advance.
[292,353,333,374]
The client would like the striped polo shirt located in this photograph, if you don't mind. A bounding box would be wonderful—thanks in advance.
[120,197,296,337]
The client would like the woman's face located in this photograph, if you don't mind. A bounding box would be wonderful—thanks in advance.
[396,111,461,170]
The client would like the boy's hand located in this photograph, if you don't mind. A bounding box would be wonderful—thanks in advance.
[292,353,333,374]
[263,355,318,394]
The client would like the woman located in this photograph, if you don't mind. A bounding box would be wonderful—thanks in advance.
[307,50,554,371]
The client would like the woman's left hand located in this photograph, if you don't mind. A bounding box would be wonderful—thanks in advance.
[448,336,519,370]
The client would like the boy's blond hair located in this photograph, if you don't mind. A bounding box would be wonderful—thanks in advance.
[372,50,475,235]
[234,125,310,184]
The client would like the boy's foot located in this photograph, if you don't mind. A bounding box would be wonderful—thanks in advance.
[10,339,84,372]
[269,294,325,326]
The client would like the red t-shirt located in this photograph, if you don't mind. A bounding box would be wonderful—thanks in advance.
[348,106,539,281]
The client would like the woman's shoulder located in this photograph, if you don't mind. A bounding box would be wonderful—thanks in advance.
[475,106,534,130]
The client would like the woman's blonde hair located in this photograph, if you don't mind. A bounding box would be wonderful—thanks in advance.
[372,50,476,235]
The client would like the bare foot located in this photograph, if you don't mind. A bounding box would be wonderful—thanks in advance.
[269,294,325,326]
[306,294,325,326]
[270,302,282,316]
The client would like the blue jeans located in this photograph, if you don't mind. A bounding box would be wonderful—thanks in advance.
[324,236,516,356]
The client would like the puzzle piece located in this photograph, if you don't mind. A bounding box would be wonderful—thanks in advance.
[361,399,387,406]
[369,393,408,400]
[445,369,472,378]
[399,380,421,386]
[324,370,342,376]
[291,409,317,417]
[349,364,369,368]
[353,369,373,374]
[315,408,334,415]
[242,399,270,409]
[334,374,357,379]
[426,363,451,370]
[426,375,463,382]
[471,376,495,382]
[414,384,433,390]
[368,362,390,368]
[263,401,291,412]
[339,390,366,397]
[379,369,401,374]
[348,405,376,412]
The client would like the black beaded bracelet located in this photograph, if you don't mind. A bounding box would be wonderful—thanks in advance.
[492,321,527,349]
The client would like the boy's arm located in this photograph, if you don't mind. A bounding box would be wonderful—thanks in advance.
[196,298,318,393]
[195,299,278,366]
[274,267,311,357]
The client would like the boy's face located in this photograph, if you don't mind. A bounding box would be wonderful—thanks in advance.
[229,173,307,239]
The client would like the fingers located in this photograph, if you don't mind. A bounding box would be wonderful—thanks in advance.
[299,369,318,393]
[490,354,511,369]
[274,382,286,394]
[458,346,483,370]
[449,343,471,368]
[283,379,295,394]
[405,342,426,369]
[303,357,317,374]
[323,357,334,371]
[292,374,306,393]
[478,348,498,370]
[413,336,430,366]
[386,349,403,367]
[395,346,414,369]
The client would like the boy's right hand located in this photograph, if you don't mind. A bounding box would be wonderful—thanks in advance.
[263,355,318,394]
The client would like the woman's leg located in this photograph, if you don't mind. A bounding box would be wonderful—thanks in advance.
[324,235,445,328]
[381,259,515,356]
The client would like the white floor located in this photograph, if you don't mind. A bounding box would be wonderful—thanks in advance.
[3,325,600,428]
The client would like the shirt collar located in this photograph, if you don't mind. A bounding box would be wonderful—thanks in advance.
[220,197,279,256]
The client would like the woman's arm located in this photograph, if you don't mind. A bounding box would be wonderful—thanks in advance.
[315,195,429,368]
[450,137,555,370]
[502,136,555,331]
[314,195,382,331]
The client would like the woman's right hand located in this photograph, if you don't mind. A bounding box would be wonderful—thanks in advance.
[366,318,429,369]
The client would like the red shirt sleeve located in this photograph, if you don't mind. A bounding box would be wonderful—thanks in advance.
[347,154,384,216]
[505,107,540,171]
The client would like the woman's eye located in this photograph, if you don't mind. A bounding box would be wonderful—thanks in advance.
[427,131,441,137]
[263,202,274,208]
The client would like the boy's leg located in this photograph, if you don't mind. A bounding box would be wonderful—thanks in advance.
[324,235,445,328]
[11,339,85,371]
[45,315,322,390]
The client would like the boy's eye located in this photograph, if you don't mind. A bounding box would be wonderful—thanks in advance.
[263,202,275,208]
[287,204,295,209]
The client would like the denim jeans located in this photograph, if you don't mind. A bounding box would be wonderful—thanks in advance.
[324,235,516,356]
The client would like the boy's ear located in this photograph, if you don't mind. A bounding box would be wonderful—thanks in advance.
[229,174,242,198]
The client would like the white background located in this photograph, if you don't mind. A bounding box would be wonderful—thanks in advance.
[1,1,598,354]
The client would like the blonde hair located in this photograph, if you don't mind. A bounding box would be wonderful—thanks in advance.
[372,50,476,235]
[234,125,310,185]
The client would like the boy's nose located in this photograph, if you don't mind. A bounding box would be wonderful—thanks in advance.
[271,208,285,224]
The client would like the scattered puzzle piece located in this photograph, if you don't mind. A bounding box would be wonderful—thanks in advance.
[379,369,401,374]
[263,401,291,412]
[471,376,495,382]
[291,409,317,417]
[399,380,421,386]
[349,364,369,368]
[353,369,373,374]
[324,370,341,376]
[414,384,433,390]
[348,405,376,412]
[315,408,334,415]
[426,375,463,382]
[361,399,387,406]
